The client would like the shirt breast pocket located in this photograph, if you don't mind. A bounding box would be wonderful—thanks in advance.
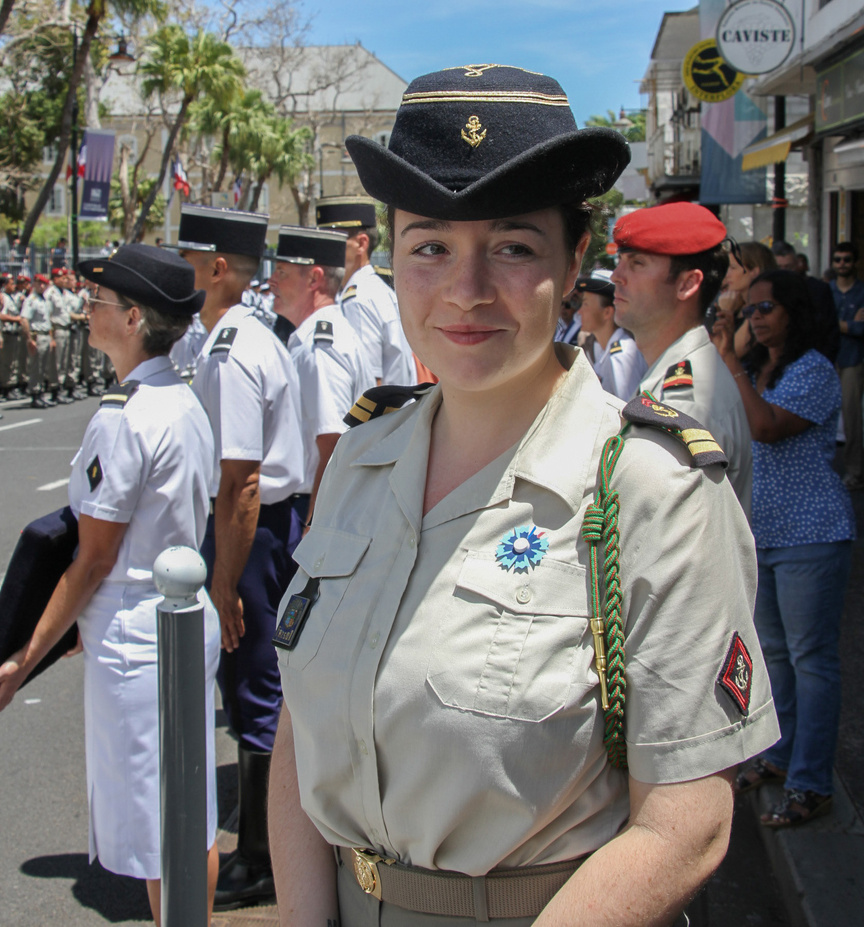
[426,552,596,723]
[279,526,371,670]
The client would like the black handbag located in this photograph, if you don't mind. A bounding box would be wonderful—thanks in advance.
[0,506,79,687]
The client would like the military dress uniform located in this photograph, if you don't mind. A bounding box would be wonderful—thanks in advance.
[192,302,306,752]
[68,355,220,879]
[0,286,23,398]
[48,282,75,398]
[288,303,376,492]
[638,325,753,516]
[21,284,57,402]
[585,327,646,401]
[276,346,779,923]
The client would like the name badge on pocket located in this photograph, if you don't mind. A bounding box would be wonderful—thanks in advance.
[273,577,320,651]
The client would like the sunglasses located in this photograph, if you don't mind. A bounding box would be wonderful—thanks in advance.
[833,256,854,264]
[742,300,780,318]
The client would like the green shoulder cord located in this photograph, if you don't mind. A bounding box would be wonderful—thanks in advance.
[581,434,628,770]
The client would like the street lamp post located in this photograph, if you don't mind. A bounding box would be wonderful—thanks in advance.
[70,23,80,270]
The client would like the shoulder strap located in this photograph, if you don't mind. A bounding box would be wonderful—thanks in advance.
[341,285,358,301]
[344,382,437,428]
[313,319,334,345]
[100,380,140,408]
[210,327,238,356]
[622,394,727,468]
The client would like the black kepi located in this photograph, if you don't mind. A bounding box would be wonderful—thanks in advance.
[346,64,630,221]
[316,196,377,230]
[163,204,269,257]
[275,226,348,267]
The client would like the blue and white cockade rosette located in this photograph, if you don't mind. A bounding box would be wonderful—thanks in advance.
[495,526,549,572]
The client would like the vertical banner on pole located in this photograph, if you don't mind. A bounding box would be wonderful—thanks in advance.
[697,0,767,205]
[79,129,116,220]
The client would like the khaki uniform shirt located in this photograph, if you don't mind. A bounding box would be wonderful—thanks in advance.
[277,346,778,876]
[639,325,753,517]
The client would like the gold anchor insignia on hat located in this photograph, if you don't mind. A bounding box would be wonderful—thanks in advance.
[461,115,487,148]
[462,63,499,77]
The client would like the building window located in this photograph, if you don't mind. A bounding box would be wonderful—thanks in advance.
[375,131,390,147]
[43,144,58,164]
[257,183,270,212]
[45,184,65,216]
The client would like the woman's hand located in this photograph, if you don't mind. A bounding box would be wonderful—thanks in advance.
[716,288,742,316]
[0,647,28,712]
[710,306,737,362]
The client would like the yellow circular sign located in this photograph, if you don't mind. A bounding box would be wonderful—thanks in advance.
[682,39,746,103]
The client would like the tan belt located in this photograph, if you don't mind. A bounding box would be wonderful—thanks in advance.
[339,846,583,919]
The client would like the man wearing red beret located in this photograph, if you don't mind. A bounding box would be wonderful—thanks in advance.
[611,202,752,515]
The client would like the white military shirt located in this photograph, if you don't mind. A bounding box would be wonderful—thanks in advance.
[192,304,305,504]
[585,327,647,401]
[276,345,778,876]
[21,293,52,332]
[287,302,376,492]
[339,264,415,385]
[69,356,215,584]
[639,325,753,517]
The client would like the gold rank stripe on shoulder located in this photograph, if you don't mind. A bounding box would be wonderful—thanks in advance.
[621,394,728,469]
[402,90,570,107]
[100,379,140,408]
[609,341,622,354]
[341,285,358,300]
[344,383,438,428]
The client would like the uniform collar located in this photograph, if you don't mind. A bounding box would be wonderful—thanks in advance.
[125,355,174,383]
[352,345,614,521]
[642,324,709,387]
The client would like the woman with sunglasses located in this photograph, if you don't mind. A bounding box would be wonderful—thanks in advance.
[713,241,776,357]
[269,65,778,927]
[0,245,222,923]
[713,268,854,828]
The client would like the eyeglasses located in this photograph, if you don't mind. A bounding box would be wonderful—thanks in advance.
[89,297,128,309]
[742,300,780,318]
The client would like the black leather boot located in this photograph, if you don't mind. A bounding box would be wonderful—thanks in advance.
[213,747,275,911]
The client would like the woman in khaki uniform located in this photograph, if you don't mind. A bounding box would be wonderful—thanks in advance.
[269,65,779,927]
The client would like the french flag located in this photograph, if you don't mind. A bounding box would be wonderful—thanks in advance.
[172,157,190,197]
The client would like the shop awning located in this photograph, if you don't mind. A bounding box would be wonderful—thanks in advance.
[741,115,814,171]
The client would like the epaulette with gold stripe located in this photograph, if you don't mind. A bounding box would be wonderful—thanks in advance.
[341,285,358,301]
[344,382,437,428]
[609,340,623,355]
[622,393,727,468]
[100,380,140,408]
[662,359,693,391]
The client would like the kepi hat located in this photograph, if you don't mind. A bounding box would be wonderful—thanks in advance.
[613,203,726,256]
[163,205,269,258]
[78,244,205,317]
[275,226,348,267]
[316,196,377,230]
[574,268,615,297]
[345,64,630,220]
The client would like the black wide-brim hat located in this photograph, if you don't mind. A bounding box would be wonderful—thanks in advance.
[78,244,205,317]
[346,64,630,221]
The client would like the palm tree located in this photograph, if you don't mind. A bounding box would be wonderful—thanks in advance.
[586,108,647,143]
[130,25,244,241]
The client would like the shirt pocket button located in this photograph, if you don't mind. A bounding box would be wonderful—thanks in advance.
[516,586,532,605]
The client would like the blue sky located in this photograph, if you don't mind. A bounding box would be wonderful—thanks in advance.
[304,0,697,126]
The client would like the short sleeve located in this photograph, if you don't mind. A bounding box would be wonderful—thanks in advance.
[76,411,149,523]
[311,348,353,437]
[767,352,840,426]
[217,354,264,461]
[614,432,779,783]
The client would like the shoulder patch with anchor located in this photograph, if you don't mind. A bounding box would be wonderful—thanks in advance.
[622,393,727,468]
[344,382,437,428]
[100,379,140,409]
[662,360,694,391]
[609,340,623,355]
[341,285,358,301]
[313,319,334,345]
[717,632,753,716]
[210,327,238,355]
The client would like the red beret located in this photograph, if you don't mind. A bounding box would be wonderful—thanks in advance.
[51,267,65,276]
[17,274,30,283]
[613,203,726,256]
[34,273,50,284]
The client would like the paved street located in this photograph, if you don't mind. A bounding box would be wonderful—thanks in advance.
[0,393,816,925]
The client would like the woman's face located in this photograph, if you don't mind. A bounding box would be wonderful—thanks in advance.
[392,208,584,395]
[746,279,788,350]
[723,253,759,295]
[87,285,130,353]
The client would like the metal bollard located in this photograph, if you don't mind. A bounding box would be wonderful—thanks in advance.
[154,546,209,927]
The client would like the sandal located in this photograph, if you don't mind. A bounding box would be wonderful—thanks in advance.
[761,789,833,828]
[735,758,786,794]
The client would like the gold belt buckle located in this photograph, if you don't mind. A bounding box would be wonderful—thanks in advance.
[351,848,384,900]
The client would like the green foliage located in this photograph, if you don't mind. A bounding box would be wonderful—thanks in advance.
[586,109,647,143]
[109,175,165,233]
[584,188,624,271]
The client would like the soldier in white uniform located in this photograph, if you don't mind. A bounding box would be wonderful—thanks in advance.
[0,244,221,923]
[269,64,779,927]
[612,203,753,517]
[172,204,306,911]
[316,195,416,386]
[268,225,375,522]
[576,269,646,400]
